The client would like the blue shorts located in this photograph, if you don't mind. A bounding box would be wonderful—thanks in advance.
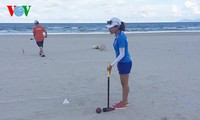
[117,61,132,74]
[36,41,44,47]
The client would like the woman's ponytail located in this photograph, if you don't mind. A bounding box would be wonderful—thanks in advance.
[120,22,125,31]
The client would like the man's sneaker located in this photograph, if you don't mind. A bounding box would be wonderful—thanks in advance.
[39,51,42,55]
[41,54,45,57]
[113,102,127,109]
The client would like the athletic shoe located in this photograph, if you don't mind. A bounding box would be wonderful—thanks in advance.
[41,54,45,57]
[113,102,127,109]
[113,101,129,107]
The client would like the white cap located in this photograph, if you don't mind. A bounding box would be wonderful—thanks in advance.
[34,20,39,24]
[106,17,121,28]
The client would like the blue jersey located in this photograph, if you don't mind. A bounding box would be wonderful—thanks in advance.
[113,32,131,63]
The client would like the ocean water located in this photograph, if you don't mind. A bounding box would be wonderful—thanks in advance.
[0,22,200,34]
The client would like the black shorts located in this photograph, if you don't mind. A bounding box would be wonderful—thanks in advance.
[36,41,44,47]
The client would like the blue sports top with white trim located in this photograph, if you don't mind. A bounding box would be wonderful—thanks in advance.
[112,31,131,66]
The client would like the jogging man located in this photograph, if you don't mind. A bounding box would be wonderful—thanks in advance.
[32,20,47,57]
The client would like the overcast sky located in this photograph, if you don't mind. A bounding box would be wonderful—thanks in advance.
[0,0,200,23]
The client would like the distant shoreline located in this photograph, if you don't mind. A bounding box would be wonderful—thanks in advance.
[1,22,200,35]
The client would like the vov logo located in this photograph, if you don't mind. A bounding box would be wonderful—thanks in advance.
[7,5,31,17]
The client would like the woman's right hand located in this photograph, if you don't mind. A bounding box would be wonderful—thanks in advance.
[107,64,112,73]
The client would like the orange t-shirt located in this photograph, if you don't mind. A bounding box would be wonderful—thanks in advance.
[32,25,46,42]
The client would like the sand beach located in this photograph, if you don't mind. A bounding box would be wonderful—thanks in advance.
[0,32,200,120]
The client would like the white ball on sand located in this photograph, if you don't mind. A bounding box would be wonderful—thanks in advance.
[92,45,99,49]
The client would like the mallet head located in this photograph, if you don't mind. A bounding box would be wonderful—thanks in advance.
[103,107,115,112]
